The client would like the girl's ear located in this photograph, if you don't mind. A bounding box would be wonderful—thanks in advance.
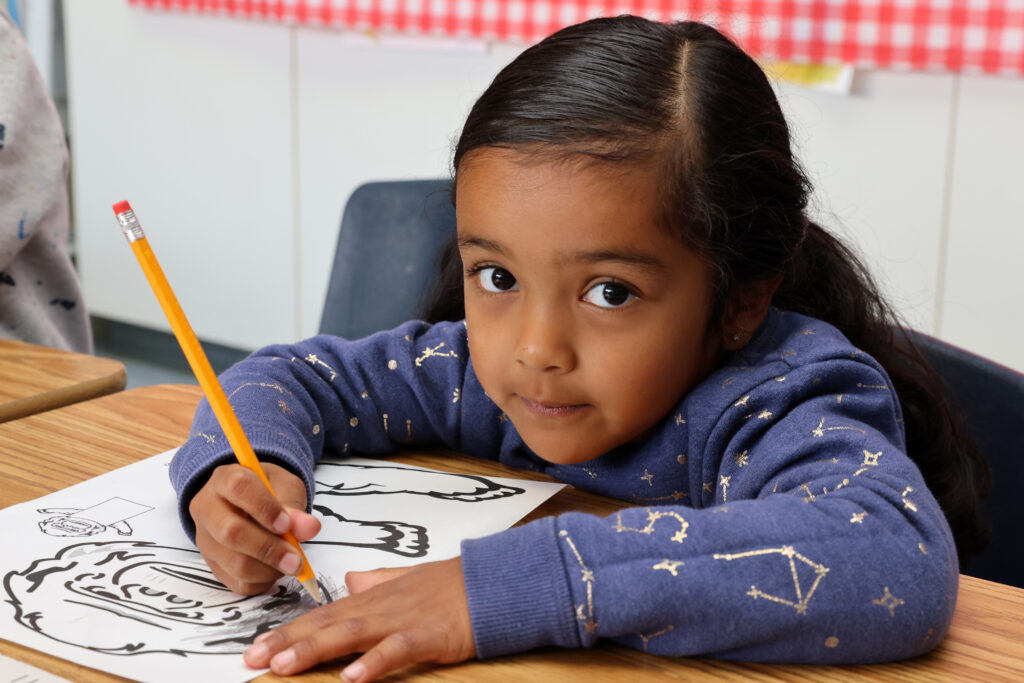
[721,275,783,351]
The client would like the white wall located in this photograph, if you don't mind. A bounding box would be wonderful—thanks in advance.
[63,0,1024,371]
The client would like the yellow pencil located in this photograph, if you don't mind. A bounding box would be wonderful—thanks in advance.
[113,200,322,604]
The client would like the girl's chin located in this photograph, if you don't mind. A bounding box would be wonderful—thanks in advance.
[520,438,604,466]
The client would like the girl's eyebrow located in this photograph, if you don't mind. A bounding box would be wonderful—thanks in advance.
[459,236,667,273]
[565,248,668,273]
[457,236,508,256]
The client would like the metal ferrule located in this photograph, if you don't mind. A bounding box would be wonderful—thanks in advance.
[116,209,145,242]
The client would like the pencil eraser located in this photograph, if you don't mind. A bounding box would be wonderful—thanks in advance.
[112,200,132,215]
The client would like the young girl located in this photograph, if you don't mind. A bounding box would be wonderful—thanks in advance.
[174,15,987,681]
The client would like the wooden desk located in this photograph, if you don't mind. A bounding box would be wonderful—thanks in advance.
[0,338,126,423]
[0,384,1021,681]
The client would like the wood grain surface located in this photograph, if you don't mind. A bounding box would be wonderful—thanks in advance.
[0,384,1020,681]
[0,338,126,423]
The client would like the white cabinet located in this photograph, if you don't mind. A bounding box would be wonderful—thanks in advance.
[65,2,294,350]
[944,75,1024,369]
[63,1,1024,371]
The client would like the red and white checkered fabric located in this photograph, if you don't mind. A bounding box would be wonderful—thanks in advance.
[130,1,1024,76]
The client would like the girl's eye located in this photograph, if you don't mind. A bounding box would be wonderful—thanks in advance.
[582,282,637,308]
[477,267,519,293]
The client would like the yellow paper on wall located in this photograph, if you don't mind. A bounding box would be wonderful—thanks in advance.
[763,61,854,95]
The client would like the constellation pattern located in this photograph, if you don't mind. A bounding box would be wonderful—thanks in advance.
[712,546,829,615]
[559,531,597,635]
[901,487,918,512]
[302,354,338,381]
[227,381,292,402]
[637,625,674,651]
[612,508,689,544]
[652,559,684,576]
[872,586,904,616]
[811,417,867,438]
[631,491,688,504]
[414,342,460,367]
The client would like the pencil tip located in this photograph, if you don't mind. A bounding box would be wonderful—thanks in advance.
[301,577,324,604]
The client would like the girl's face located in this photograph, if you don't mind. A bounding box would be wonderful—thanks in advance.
[457,149,723,465]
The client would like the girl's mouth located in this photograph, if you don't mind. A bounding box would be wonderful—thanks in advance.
[518,396,587,418]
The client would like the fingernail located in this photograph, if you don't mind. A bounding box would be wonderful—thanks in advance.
[273,511,291,534]
[341,660,366,682]
[270,648,296,673]
[278,552,301,575]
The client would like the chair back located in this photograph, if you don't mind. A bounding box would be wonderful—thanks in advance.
[912,332,1024,588]
[319,179,455,339]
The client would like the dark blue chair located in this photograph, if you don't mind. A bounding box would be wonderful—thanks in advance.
[319,180,455,340]
[911,332,1024,588]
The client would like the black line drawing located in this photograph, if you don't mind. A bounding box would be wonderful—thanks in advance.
[37,497,154,537]
[309,506,429,557]
[302,462,528,557]
[3,541,334,656]
[3,460,539,663]
[314,461,526,501]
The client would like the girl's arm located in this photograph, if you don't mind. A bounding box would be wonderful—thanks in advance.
[461,355,958,664]
[170,320,492,595]
[170,319,480,540]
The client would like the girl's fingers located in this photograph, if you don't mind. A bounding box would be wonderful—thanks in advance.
[208,464,293,535]
[199,508,303,579]
[341,631,429,683]
[204,555,276,596]
[245,609,379,673]
[191,492,302,588]
[243,558,474,678]
[288,507,322,542]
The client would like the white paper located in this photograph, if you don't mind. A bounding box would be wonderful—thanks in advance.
[0,450,563,683]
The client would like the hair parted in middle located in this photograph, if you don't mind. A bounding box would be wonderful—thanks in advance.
[419,14,990,561]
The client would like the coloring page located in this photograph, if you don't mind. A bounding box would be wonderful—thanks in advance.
[0,450,563,683]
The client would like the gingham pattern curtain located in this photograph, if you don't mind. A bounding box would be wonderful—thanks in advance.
[130,1,1024,76]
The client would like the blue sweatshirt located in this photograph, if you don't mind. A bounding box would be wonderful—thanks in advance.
[171,309,957,664]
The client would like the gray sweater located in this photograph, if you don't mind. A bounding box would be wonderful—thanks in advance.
[0,10,91,352]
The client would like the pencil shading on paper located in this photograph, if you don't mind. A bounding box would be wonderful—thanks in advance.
[3,541,335,656]
[36,496,154,537]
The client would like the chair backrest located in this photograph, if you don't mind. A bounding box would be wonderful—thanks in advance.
[911,331,1024,588]
[319,179,455,340]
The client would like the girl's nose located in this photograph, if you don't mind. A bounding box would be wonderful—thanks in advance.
[513,306,576,372]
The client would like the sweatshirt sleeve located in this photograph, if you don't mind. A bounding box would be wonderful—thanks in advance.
[460,355,959,664]
[169,320,479,541]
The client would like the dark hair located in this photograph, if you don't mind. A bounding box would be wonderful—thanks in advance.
[421,15,989,559]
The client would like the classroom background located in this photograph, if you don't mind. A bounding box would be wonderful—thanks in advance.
[14,0,1024,385]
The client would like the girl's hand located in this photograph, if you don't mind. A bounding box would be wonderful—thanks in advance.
[243,557,476,681]
[189,462,321,595]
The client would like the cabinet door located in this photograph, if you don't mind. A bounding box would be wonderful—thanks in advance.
[66,0,294,350]
[776,69,956,335]
[944,74,1024,372]
[295,31,522,337]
